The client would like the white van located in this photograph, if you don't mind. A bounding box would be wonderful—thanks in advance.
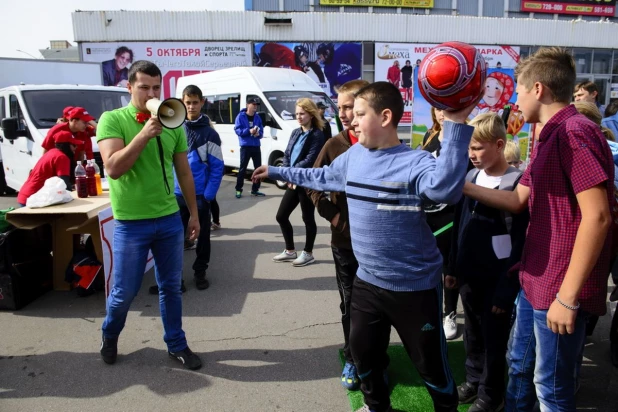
[175,67,338,189]
[0,85,130,191]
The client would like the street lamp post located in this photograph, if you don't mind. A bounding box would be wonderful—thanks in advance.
[15,49,40,59]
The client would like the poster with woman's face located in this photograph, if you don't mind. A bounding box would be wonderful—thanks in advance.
[411,68,531,161]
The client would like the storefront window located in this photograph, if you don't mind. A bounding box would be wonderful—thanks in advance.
[613,51,618,75]
[573,49,592,74]
[593,49,612,74]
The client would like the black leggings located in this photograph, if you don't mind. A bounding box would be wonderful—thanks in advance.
[427,209,459,315]
[275,186,317,253]
[210,197,220,224]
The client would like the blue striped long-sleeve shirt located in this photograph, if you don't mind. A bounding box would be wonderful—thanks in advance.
[268,121,473,292]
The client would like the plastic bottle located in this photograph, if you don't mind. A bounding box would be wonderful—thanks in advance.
[91,159,103,195]
[75,163,88,198]
[85,160,97,197]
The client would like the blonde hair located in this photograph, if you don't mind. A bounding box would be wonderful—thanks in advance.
[504,140,521,163]
[573,101,616,141]
[515,47,576,104]
[296,98,324,130]
[469,113,506,143]
[336,79,370,98]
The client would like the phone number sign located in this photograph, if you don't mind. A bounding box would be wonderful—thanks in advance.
[521,0,616,16]
[319,0,433,7]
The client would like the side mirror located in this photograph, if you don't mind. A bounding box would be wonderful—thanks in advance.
[1,117,25,140]
[270,127,278,139]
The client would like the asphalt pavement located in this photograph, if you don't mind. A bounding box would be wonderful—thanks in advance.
[0,175,616,412]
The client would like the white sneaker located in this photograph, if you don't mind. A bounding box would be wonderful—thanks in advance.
[273,249,297,262]
[292,251,315,267]
[443,311,457,340]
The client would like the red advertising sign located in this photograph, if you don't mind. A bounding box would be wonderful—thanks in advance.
[521,0,616,16]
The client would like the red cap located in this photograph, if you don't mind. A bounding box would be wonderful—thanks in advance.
[62,106,74,118]
[68,107,95,122]
[55,131,84,146]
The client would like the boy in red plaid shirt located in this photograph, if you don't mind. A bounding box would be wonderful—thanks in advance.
[463,47,614,411]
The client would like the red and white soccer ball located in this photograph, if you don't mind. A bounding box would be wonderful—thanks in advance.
[417,41,487,111]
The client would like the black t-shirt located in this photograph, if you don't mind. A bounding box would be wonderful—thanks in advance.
[247,114,255,128]
[401,66,413,87]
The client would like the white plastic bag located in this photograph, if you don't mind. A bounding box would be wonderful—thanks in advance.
[26,176,74,208]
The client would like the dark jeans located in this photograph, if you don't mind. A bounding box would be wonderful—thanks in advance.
[332,246,359,364]
[235,146,261,193]
[211,197,220,224]
[177,195,211,273]
[275,186,316,253]
[460,279,513,406]
[351,278,458,412]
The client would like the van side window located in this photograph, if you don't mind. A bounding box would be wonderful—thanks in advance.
[204,94,240,125]
[9,95,26,131]
[247,94,275,126]
[0,97,5,120]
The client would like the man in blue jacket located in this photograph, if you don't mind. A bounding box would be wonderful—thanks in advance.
[234,97,264,198]
[150,85,224,292]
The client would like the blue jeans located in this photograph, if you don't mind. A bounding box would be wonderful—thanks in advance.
[506,290,586,412]
[101,211,187,353]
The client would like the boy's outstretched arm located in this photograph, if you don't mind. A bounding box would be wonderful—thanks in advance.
[464,181,530,214]
[252,149,350,193]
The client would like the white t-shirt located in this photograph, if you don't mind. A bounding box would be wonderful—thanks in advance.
[475,169,503,189]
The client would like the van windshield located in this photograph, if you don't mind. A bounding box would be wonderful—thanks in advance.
[21,90,131,129]
[263,91,336,121]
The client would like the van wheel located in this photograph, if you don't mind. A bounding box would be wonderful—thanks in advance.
[271,157,287,190]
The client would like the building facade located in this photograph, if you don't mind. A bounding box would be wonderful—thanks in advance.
[72,5,618,107]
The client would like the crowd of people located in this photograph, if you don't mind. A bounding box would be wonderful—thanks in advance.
[13,46,618,412]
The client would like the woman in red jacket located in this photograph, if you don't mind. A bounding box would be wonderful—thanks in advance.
[18,131,83,206]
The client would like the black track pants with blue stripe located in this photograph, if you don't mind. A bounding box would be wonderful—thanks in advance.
[350,277,458,412]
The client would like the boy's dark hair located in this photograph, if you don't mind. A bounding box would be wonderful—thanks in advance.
[182,85,203,100]
[128,60,162,84]
[115,46,134,62]
[605,99,618,118]
[574,81,599,99]
[514,47,575,104]
[354,82,404,127]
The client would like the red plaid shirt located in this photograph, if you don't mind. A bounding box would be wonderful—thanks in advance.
[519,105,613,316]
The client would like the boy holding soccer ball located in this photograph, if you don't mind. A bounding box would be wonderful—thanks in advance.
[252,81,478,412]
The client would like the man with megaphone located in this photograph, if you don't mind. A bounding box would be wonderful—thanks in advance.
[95,60,202,371]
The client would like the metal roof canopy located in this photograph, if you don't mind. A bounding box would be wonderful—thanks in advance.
[72,10,618,49]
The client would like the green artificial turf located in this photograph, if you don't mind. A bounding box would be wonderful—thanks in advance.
[339,342,472,412]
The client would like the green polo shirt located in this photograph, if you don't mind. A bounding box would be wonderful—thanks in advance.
[97,103,188,220]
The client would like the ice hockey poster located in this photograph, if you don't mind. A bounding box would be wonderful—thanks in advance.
[253,42,362,98]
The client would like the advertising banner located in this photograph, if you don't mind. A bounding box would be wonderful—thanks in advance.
[253,42,362,98]
[521,0,616,16]
[375,43,520,126]
[81,42,252,99]
[411,68,531,162]
[319,0,434,7]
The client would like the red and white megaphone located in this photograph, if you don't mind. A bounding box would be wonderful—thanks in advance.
[146,98,187,129]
